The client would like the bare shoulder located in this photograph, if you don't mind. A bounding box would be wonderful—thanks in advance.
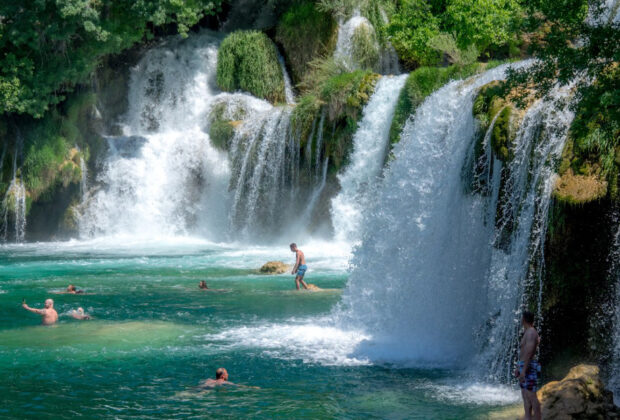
[525,327,539,340]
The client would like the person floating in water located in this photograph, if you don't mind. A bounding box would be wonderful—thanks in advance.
[201,368,232,388]
[290,243,309,290]
[515,310,541,420]
[198,281,208,290]
[22,298,58,325]
[53,284,84,294]
[71,307,91,320]
[199,368,259,389]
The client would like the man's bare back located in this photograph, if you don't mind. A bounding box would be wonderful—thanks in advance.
[22,299,58,325]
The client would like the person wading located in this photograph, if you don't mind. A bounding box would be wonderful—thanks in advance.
[290,243,309,290]
[515,310,542,420]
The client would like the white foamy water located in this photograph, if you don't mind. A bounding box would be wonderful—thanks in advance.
[330,74,408,242]
[204,320,371,366]
[335,62,574,376]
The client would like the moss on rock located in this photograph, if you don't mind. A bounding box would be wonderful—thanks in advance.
[216,30,285,104]
[276,1,337,84]
[351,23,380,71]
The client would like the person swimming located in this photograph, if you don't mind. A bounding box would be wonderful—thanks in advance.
[71,307,91,320]
[199,368,258,389]
[53,285,84,294]
[290,243,309,290]
[22,298,58,325]
[198,281,208,290]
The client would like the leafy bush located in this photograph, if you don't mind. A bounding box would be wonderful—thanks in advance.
[276,1,337,83]
[0,0,223,118]
[216,30,285,103]
[351,24,381,71]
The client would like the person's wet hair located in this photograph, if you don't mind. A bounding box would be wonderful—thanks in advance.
[215,368,226,379]
[522,310,535,324]
[290,243,296,248]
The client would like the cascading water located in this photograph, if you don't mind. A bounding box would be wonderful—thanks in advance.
[80,32,274,240]
[330,74,408,243]
[336,63,575,376]
[277,53,296,104]
[607,210,620,401]
[1,138,27,242]
[334,10,400,75]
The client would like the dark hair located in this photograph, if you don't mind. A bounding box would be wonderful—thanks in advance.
[290,243,297,248]
[522,310,535,324]
[216,368,225,379]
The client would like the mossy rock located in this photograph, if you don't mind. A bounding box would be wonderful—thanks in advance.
[491,106,512,161]
[216,30,285,104]
[276,1,338,84]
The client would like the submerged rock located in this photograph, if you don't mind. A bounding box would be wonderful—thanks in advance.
[259,261,290,274]
[538,364,619,419]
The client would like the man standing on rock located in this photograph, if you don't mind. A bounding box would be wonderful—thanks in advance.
[22,298,58,325]
[290,243,309,290]
[515,310,542,420]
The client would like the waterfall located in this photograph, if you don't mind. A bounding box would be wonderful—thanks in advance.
[337,62,575,375]
[608,210,620,401]
[227,106,302,239]
[79,32,270,240]
[2,138,27,242]
[334,9,400,74]
[330,74,408,243]
[277,53,296,104]
[302,157,329,224]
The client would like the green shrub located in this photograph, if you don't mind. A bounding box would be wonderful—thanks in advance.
[216,30,285,104]
[276,2,337,83]
[351,24,381,71]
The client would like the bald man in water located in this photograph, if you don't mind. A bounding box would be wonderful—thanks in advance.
[201,368,232,388]
[22,298,58,325]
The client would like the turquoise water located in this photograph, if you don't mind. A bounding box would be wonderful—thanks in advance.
[0,239,519,419]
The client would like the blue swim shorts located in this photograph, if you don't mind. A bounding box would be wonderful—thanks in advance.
[296,264,307,277]
[518,360,541,391]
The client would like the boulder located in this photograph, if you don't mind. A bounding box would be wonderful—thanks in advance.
[537,364,619,419]
[259,261,290,274]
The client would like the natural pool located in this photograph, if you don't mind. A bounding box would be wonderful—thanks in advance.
[0,238,520,419]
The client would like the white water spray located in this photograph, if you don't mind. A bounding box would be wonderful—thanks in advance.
[336,63,575,375]
[330,74,407,243]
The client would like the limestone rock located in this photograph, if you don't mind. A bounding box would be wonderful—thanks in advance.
[259,261,290,274]
[538,364,618,419]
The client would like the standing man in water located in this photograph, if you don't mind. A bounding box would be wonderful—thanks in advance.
[290,243,309,290]
[22,298,58,325]
[515,310,542,420]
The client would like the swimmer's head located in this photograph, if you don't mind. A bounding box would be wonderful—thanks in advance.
[45,299,54,308]
[215,368,228,380]
[67,285,76,292]
[199,281,207,289]
[289,243,297,251]
[77,307,84,315]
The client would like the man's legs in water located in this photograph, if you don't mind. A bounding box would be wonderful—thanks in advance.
[525,389,541,420]
[295,275,308,290]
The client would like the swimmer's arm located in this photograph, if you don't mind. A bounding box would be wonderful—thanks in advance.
[22,304,44,315]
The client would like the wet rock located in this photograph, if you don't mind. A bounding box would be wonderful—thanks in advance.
[538,364,619,419]
[259,261,290,274]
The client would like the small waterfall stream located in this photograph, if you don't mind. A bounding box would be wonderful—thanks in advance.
[331,74,408,243]
[608,209,620,401]
[1,137,26,242]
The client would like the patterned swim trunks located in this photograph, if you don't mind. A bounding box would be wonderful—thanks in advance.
[518,360,541,391]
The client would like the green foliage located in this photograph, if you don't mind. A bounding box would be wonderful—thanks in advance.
[506,0,619,199]
[276,1,337,83]
[208,104,236,151]
[216,30,285,104]
[351,24,381,71]
[442,0,522,51]
[386,0,441,68]
[0,0,223,118]
[320,70,379,121]
[291,94,322,146]
[491,106,513,161]
[386,0,523,69]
